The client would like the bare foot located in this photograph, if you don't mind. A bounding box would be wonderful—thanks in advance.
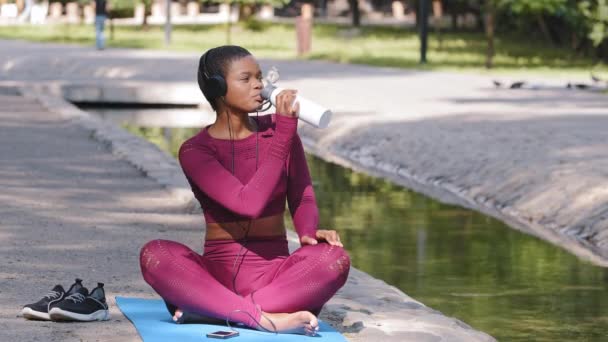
[259,310,319,336]
[173,308,183,322]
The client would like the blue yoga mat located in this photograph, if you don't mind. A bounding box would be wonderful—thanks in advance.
[115,296,346,341]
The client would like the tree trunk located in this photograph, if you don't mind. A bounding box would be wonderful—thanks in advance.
[484,0,494,69]
[143,3,150,29]
[598,41,608,63]
[419,0,429,64]
[432,0,442,49]
[536,13,554,46]
[414,0,419,28]
[349,0,360,27]
[474,8,483,31]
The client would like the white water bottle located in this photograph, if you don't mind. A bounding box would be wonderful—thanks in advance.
[261,85,332,129]
[260,67,332,129]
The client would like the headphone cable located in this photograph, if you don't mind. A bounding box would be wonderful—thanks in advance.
[229,110,259,296]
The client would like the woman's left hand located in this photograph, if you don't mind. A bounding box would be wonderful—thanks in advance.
[301,229,343,247]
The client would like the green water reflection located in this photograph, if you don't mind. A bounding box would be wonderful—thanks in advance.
[120,123,608,341]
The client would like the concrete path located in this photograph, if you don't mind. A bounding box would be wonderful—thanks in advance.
[2,39,606,266]
[0,43,495,341]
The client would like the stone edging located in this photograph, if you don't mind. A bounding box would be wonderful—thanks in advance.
[16,83,495,341]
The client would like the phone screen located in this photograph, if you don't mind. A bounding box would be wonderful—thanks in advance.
[211,331,233,336]
[206,330,239,339]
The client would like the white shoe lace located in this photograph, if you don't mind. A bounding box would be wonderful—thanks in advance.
[43,290,61,300]
[66,293,86,304]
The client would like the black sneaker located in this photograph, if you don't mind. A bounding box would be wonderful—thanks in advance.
[49,283,109,322]
[21,278,84,321]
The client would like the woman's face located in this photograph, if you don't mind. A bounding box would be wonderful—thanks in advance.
[222,55,264,114]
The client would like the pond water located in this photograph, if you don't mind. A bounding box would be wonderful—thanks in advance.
[83,106,608,341]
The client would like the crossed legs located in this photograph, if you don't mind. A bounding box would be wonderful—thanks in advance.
[139,238,350,334]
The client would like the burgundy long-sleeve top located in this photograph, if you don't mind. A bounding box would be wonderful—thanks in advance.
[178,114,319,240]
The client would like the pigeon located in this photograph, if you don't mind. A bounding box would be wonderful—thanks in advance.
[567,82,591,90]
[509,81,525,89]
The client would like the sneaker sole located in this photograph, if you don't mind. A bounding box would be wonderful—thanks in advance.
[21,307,51,321]
[49,307,109,322]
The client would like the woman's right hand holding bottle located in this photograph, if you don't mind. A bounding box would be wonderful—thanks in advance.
[275,89,300,118]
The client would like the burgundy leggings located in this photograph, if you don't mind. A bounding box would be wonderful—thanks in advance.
[139,236,350,328]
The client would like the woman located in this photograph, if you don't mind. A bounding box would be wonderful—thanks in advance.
[139,45,350,336]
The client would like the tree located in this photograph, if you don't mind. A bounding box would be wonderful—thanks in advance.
[484,0,495,68]
[497,0,568,45]
[348,0,360,27]
[440,0,483,30]
[483,0,583,66]
[109,0,137,19]
[579,0,608,47]
[140,0,152,28]
[440,0,608,63]
[432,0,444,48]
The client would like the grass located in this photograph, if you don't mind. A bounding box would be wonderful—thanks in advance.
[1,20,607,77]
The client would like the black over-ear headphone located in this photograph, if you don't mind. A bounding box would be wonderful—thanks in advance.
[198,49,227,99]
